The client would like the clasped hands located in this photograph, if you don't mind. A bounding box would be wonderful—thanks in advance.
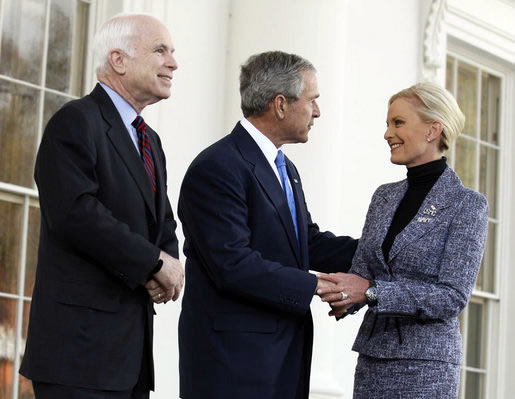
[144,251,184,304]
[316,272,369,318]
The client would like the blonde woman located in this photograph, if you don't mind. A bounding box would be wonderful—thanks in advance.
[318,82,488,398]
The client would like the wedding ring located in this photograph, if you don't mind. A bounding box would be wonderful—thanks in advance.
[158,293,161,299]
[341,292,348,301]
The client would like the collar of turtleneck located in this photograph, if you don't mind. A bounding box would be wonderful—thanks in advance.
[406,157,447,190]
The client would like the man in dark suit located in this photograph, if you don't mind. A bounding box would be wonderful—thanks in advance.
[19,14,183,399]
[178,51,358,399]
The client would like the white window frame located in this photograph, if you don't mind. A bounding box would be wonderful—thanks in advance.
[446,32,515,399]
[0,1,96,398]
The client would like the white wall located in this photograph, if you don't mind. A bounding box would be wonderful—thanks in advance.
[213,0,423,397]
[109,1,232,398]
[92,0,515,398]
[145,1,232,398]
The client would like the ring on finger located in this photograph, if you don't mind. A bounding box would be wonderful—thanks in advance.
[341,291,348,301]
[158,293,161,300]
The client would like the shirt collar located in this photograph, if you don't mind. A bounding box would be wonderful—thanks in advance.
[240,117,281,167]
[99,82,139,130]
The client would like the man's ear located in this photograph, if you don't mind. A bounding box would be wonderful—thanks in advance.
[273,95,288,120]
[107,49,126,75]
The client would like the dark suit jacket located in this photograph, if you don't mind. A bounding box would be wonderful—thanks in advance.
[19,84,179,391]
[178,122,357,399]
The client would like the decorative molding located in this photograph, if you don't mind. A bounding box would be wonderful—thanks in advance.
[446,5,515,65]
[422,0,448,80]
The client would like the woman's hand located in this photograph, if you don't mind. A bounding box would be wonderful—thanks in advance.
[316,272,369,308]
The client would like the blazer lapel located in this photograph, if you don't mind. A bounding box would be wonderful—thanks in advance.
[370,181,407,276]
[387,167,462,263]
[232,124,302,266]
[90,84,157,221]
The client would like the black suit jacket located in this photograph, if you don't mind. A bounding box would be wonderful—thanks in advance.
[19,84,179,391]
[178,122,357,399]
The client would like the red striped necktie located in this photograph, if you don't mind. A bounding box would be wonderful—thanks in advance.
[132,116,156,194]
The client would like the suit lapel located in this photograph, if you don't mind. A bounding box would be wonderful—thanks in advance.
[90,84,157,221]
[232,124,302,265]
[387,167,462,263]
[285,159,309,270]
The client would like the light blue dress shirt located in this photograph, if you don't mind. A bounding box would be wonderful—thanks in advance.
[99,82,140,155]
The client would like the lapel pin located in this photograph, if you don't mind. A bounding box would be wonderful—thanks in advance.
[293,178,298,184]
[422,204,437,217]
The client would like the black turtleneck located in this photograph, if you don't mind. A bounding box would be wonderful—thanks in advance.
[381,157,447,261]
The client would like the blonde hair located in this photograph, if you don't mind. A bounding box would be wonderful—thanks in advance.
[389,81,465,151]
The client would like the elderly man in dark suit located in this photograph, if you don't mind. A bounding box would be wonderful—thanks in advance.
[19,13,183,399]
[177,51,358,399]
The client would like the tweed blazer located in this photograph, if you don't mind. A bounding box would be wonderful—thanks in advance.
[350,166,488,364]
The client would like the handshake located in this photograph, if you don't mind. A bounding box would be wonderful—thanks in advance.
[315,272,370,318]
[144,251,185,304]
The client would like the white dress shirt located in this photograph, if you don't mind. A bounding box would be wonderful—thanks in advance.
[240,117,292,191]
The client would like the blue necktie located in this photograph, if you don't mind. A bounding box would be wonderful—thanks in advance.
[275,150,298,241]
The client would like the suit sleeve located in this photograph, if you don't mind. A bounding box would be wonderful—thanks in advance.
[373,191,489,319]
[178,157,317,315]
[35,105,161,289]
[307,215,358,274]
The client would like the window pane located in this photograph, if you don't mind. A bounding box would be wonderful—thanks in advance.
[478,222,497,293]
[455,136,476,189]
[24,206,40,297]
[457,62,478,137]
[465,371,483,399]
[0,297,18,399]
[480,73,500,145]
[479,145,498,218]
[446,56,455,93]
[466,302,483,368]
[43,91,72,129]
[46,0,90,95]
[0,0,46,84]
[18,374,35,399]
[0,80,40,188]
[0,196,24,294]
[19,301,34,398]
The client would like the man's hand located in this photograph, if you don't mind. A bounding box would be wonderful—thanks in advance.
[149,251,184,303]
[316,275,337,294]
[316,272,369,308]
[145,278,167,304]
[329,303,352,318]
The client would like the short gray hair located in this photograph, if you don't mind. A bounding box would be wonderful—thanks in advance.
[239,51,316,117]
[389,81,465,151]
[93,13,147,75]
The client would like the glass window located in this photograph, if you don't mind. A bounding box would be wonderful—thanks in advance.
[0,1,92,398]
[0,298,18,399]
[0,0,47,85]
[447,54,502,399]
[457,62,478,137]
[0,81,40,188]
